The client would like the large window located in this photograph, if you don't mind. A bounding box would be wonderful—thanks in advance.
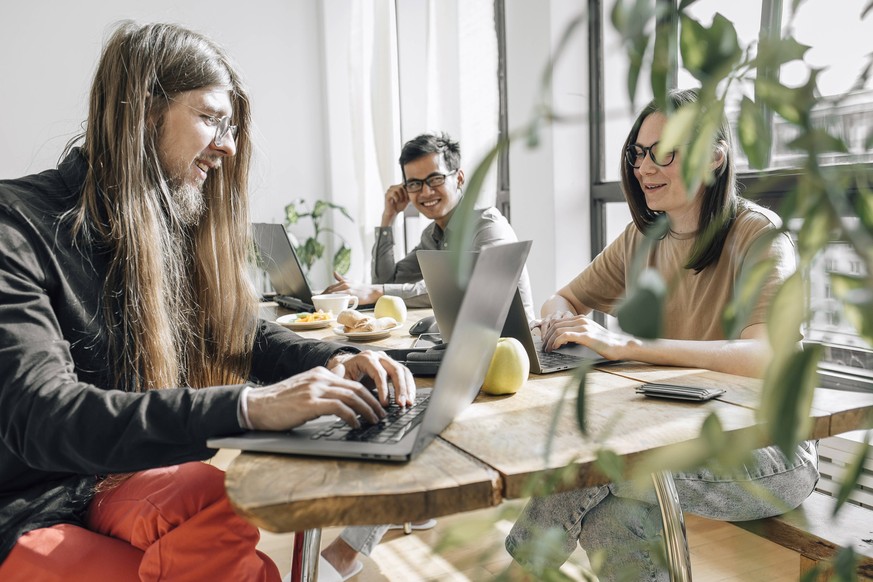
[590,0,873,386]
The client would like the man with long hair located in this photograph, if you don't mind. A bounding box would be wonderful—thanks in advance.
[0,21,414,581]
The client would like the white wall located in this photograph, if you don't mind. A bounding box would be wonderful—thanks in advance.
[0,0,326,226]
[505,0,591,311]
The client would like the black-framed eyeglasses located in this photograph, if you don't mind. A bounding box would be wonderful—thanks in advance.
[624,142,676,168]
[404,170,457,193]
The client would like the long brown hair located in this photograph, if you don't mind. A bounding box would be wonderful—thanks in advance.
[620,88,739,272]
[64,21,257,391]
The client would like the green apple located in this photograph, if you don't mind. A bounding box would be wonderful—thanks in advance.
[481,337,530,395]
[374,295,407,323]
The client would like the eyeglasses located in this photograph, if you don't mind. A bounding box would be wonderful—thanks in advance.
[169,97,238,147]
[404,170,457,193]
[207,115,238,147]
[624,142,676,168]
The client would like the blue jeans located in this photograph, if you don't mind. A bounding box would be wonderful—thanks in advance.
[505,442,819,581]
[339,525,390,555]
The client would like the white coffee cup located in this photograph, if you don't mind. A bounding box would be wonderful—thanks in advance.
[311,293,359,315]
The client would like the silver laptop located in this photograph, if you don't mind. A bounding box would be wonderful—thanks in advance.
[418,249,606,374]
[207,240,532,462]
[252,222,316,311]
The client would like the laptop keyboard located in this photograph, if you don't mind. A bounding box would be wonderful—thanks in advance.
[537,349,584,368]
[311,393,431,444]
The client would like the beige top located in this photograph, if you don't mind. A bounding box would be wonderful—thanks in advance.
[567,204,796,340]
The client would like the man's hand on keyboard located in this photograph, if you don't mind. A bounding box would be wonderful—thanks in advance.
[246,366,387,431]
[328,351,417,407]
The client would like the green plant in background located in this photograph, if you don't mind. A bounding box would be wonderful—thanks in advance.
[284,198,354,277]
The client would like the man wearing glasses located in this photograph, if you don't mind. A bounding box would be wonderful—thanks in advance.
[325,132,535,320]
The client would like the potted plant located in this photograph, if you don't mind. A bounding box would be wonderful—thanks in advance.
[283,198,354,284]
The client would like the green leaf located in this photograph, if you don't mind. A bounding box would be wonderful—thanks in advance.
[332,244,351,276]
[797,203,834,264]
[799,564,823,582]
[616,268,666,339]
[299,237,324,271]
[679,13,742,82]
[595,449,625,484]
[760,345,821,456]
[766,272,806,358]
[700,413,726,451]
[682,104,722,193]
[660,102,698,153]
[831,273,873,345]
[612,0,655,109]
[753,36,810,70]
[788,128,849,156]
[832,431,872,516]
[575,367,588,435]
[650,15,674,107]
[755,74,818,126]
[854,178,873,234]
[832,546,861,581]
[738,97,772,170]
[284,203,300,226]
[312,200,328,219]
[722,256,776,339]
[330,203,354,223]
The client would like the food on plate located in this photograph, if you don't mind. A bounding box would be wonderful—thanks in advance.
[294,310,332,323]
[337,310,397,332]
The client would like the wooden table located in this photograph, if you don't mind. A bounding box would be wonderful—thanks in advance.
[228,309,873,580]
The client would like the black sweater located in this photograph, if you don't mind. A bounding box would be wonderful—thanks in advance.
[0,150,349,561]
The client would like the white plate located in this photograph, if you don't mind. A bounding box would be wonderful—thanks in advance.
[276,313,335,330]
[333,322,402,341]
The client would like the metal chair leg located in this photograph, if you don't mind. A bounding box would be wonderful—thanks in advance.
[289,528,323,582]
[652,470,692,582]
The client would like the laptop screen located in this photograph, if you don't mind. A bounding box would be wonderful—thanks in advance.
[252,223,313,305]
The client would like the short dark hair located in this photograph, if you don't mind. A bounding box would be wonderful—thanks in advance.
[620,88,738,272]
[399,132,461,180]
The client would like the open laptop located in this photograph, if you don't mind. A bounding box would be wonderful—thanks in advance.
[207,240,532,462]
[418,249,606,374]
[252,222,317,311]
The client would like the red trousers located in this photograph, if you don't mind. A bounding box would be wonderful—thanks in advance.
[0,462,282,581]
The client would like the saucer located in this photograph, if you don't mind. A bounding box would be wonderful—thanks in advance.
[276,313,335,331]
[333,322,401,341]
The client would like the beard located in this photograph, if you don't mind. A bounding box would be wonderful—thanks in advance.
[169,181,206,226]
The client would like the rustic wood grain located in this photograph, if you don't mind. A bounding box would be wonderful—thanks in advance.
[600,364,873,440]
[734,491,873,578]
[225,438,500,532]
[440,369,760,499]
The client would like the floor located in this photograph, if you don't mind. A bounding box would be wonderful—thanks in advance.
[213,450,800,581]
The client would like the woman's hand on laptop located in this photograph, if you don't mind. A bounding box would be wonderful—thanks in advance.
[541,314,641,359]
[328,351,416,407]
[246,367,387,431]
